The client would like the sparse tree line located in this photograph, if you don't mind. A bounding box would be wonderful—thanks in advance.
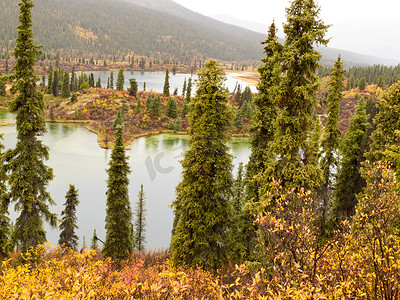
[1,0,400,297]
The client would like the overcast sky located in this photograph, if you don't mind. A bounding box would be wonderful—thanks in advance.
[173,0,400,62]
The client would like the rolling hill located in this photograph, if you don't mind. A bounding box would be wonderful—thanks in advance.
[0,0,397,66]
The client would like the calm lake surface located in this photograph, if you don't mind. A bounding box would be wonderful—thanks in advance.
[44,71,257,94]
[0,111,250,249]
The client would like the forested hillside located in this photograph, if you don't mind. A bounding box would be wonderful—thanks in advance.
[0,0,263,62]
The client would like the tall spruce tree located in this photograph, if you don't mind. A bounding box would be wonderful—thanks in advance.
[0,134,11,257]
[46,63,53,94]
[319,55,345,230]
[185,77,192,103]
[170,60,233,270]
[245,21,281,203]
[103,125,133,261]
[116,67,124,91]
[264,0,328,192]
[61,71,70,98]
[90,229,99,250]
[367,81,400,170]
[58,184,79,251]
[110,71,114,89]
[52,69,59,96]
[4,0,56,251]
[0,78,6,96]
[163,68,170,97]
[134,184,146,251]
[128,78,138,98]
[332,98,369,220]
[166,97,178,118]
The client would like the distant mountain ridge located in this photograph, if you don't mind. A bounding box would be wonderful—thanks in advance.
[0,0,397,66]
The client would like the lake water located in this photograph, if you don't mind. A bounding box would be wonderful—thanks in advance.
[44,71,257,94]
[0,111,250,250]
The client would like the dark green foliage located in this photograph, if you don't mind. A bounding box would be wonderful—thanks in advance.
[70,93,77,103]
[368,81,400,170]
[332,98,369,220]
[150,95,161,116]
[185,78,192,103]
[61,71,70,98]
[4,0,56,252]
[116,67,124,91]
[174,116,182,132]
[70,68,77,92]
[91,229,99,250]
[88,73,94,88]
[245,21,280,203]
[181,101,189,118]
[110,71,114,89]
[163,68,170,97]
[103,126,133,261]
[58,184,79,251]
[265,0,328,192]
[128,78,138,98]
[0,78,6,96]
[227,163,248,263]
[113,109,124,128]
[95,77,101,88]
[143,82,146,91]
[46,63,53,94]
[170,60,233,270]
[168,119,174,130]
[52,69,59,96]
[234,108,243,130]
[182,78,187,97]
[0,0,266,62]
[145,95,152,113]
[134,184,146,251]
[0,134,11,258]
[166,97,178,118]
[319,55,345,230]
[358,77,366,90]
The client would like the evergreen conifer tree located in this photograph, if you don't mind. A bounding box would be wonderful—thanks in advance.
[145,95,153,114]
[103,125,133,261]
[70,67,76,92]
[0,134,11,257]
[110,71,114,89]
[174,116,182,132]
[166,97,178,118]
[116,67,124,91]
[0,78,6,96]
[134,184,146,251]
[46,63,53,94]
[4,0,56,251]
[61,71,70,98]
[226,163,247,263]
[52,69,59,96]
[151,95,161,116]
[181,101,189,118]
[319,55,345,230]
[264,0,328,192]
[185,78,192,103]
[367,81,400,170]
[170,60,233,270]
[128,78,138,97]
[163,68,170,97]
[182,77,187,96]
[95,77,101,88]
[88,73,95,88]
[90,229,99,250]
[245,21,281,203]
[332,98,369,220]
[58,184,79,251]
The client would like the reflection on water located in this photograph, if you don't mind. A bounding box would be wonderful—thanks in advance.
[0,118,250,249]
